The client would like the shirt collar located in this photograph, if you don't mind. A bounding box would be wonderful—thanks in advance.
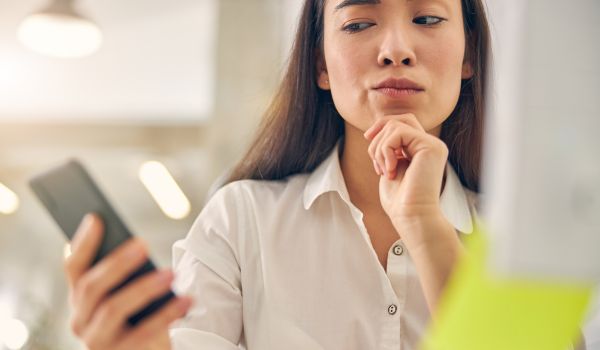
[303,142,475,234]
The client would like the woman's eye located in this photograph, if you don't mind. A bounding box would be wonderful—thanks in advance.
[413,16,445,26]
[342,22,374,33]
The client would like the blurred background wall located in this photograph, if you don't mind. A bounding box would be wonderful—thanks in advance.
[0,0,302,348]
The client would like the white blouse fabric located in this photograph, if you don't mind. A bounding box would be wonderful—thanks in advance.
[169,144,478,350]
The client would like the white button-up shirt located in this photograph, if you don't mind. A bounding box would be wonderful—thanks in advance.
[169,144,479,350]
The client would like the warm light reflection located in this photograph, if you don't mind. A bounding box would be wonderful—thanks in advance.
[0,183,19,215]
[17,13,102,58]
[64,243,72,259]
[0,318,29,350]
[139,161,191,220]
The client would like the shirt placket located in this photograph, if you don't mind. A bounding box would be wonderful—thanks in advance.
[348,205,403,350]
[386,239,409,350]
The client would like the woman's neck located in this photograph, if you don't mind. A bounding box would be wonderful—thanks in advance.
[340,124,383,210]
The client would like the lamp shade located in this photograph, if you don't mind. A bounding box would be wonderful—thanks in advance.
[17,0,102,58]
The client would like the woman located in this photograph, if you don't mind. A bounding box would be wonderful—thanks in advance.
[64,0,490,348]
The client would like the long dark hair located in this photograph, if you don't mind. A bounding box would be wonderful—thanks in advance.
[226,0,490,193]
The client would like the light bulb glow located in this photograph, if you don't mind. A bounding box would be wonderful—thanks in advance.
[139,161,191,220]
[0,183,19,215]
[17,13,102,58]
[0,318,29,349]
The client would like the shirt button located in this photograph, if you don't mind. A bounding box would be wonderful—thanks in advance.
[388,304,397,315]
[393,244,404,256]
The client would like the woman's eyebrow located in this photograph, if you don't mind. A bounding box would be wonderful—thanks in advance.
[334,0,449,12]
[334,0,381,11]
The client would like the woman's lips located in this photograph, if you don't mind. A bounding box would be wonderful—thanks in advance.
[374,87,424,98]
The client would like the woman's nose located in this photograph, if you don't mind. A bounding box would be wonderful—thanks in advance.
[376,27,417,67]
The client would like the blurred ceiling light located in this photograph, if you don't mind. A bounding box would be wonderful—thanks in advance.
[17,0,103,58]
[0,317,29,350]
[139,161,191,220]
[0,183,19,215]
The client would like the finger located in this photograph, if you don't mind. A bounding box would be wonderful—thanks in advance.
[383,145,398,180]
[364,118,387,140]
[374,126,391,179]
[372,158,381,175]
[71,238,148,336]
[395,147,413,161]
[393,113,426,132]
[378,126,399,179]
[82,269,175,346]
[65,213,104,290]
[394,149,406,159]
[377,123,416,180]
[364,113,424,140]
[369,123,389,176]
[367,124,382,160]
[115,296,193,349]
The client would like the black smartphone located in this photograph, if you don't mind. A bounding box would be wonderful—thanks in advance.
[28,159,175,326]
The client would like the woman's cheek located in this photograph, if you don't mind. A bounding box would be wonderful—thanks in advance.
[328,53,374,129]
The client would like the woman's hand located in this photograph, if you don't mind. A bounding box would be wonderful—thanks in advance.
[364,113,450,247]
[364,114,464,312]
[64,213,193,350]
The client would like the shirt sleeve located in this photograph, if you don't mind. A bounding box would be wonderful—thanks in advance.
[169,183,245,350]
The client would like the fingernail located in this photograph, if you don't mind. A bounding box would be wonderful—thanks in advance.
[82,213,94,230]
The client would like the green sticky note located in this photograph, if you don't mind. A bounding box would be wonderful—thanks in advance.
[421,226,595,350]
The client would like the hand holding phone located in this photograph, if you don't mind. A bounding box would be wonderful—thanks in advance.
[66,213,192,349]
[29,159,193,349]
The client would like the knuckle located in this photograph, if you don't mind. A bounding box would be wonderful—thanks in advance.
[367,144,375,157]
[81,334,100,350]
[396,121,409,131]
[70,317,83,337]
[387,119,400,128]
[78,275,99,300]
[405,113,417,121]
[97,300,120,321]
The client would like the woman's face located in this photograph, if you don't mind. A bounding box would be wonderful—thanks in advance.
[318,0,473,136]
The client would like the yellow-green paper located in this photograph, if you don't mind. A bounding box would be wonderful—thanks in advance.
[421,227,594,350]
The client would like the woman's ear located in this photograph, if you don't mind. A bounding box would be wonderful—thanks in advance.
[461,60,474,80]
[316,51,330,90]
[317,70,330,90]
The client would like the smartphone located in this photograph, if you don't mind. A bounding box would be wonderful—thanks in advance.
[28,159,175,326]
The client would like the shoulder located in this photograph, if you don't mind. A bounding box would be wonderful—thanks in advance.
[193,173,311,238]
[210,173,310,211]
[184,173,311,258]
